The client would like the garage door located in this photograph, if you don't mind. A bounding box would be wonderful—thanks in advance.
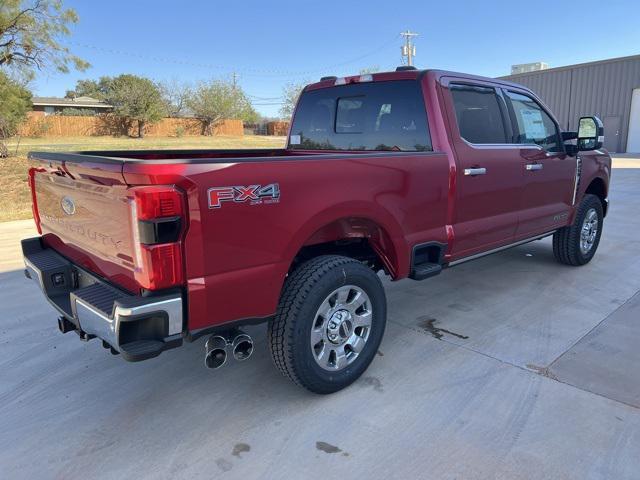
[627,88,640,153]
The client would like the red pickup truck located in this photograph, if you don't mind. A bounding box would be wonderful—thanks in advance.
[23,67,611,393]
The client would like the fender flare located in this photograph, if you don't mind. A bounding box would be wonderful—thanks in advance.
[282,201,409,279]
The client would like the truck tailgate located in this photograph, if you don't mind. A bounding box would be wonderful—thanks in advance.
[30,155,139,292]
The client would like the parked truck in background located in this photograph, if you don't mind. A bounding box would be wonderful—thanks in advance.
[22,67,611,393]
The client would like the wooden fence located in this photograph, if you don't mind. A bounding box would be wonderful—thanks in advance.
[267,121,290,136]
[17,113,244,137]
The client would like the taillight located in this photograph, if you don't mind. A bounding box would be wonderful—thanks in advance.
[134,243,183,290]
[28,167,43,234]
[134,185,183,219]
[129,186,186,290]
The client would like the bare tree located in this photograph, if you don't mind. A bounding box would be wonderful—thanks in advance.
[159,79,191,118]
[279,80,309,120]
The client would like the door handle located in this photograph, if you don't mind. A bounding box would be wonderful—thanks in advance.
[464,167,487,176]
[526,163,543,171]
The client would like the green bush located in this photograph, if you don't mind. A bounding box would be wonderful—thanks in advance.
[60,107,97,116]
[0,72,32,139]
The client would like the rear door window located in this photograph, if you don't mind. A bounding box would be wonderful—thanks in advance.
[289,80,431,151]
[450,84,508,144]
[505,91,561,152]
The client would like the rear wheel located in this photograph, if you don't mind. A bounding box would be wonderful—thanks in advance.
[553,194,603,266]
[268,255,386,394]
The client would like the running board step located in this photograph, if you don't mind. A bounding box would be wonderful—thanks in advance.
[409,262,443,281]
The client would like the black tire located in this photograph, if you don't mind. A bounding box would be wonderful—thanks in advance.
[268,255,386,394]
[553,194,604,266]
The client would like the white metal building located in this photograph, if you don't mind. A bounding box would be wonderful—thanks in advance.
[501,54,640,153]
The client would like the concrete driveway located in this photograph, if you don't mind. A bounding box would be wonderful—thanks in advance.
[1,165,639,479]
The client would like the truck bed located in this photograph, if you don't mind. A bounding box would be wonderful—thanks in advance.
[28,147,451,329]
[31,148,293,164]
[29,148,423,165]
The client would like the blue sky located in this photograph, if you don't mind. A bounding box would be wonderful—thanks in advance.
[33,0,640,117]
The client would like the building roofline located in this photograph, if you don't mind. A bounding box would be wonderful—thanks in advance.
[500,53,640,79]
[32,102,113,108]
[31,97,113,108]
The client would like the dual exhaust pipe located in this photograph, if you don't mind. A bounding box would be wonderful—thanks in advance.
[205,329,254,369]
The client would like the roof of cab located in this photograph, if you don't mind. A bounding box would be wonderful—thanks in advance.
[304,68,528,92]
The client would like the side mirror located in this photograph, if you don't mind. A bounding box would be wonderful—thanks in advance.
[578,116,604,151]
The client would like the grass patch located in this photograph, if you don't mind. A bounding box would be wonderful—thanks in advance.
[4,135,286,157]
[0,135,286,222]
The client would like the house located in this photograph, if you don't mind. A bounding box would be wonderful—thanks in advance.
[31,96,113,116]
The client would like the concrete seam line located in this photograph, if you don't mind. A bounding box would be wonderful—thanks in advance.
[547,290,640,369]
[387,318,640,412]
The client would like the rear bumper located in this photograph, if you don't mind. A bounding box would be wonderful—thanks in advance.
[22,237,183,361]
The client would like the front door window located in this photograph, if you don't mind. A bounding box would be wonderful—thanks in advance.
[505,91,561,152]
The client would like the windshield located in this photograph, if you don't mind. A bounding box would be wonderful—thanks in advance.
[288,80,431,152]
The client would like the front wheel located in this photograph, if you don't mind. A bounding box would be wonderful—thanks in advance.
[553,194,604,266]
[268,255,387,394]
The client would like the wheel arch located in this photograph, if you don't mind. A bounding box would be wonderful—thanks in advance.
[584,176,608,217]
[283,203,408,279]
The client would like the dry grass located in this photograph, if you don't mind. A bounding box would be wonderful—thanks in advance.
[4,135,286,156]
[0,135,286,222]
[1,156,36,222]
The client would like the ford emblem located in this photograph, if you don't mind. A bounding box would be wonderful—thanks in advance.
[61,196,76,215]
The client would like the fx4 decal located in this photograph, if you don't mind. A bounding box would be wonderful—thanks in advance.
[208,183,280,209]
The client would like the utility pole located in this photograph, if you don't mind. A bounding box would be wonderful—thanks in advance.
[231,72,238,90]
[400,30,418,66]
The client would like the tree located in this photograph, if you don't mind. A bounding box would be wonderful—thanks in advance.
[0,71,31,156]
[186,80,257,135]
[159,79,191,118]
[0,0,89,75]
[63,75,165,137]
[65,77,113,100]
[279,80,308,120]
[106,75,165,138]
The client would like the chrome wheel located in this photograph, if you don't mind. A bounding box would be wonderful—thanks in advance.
[310,285,372,371]
[580,208,599,255]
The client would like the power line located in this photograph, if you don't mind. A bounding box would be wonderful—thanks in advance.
[66,35,401,78]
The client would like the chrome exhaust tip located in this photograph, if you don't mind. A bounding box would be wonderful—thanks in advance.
[232,333,254,361]
[204,335,228,369]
